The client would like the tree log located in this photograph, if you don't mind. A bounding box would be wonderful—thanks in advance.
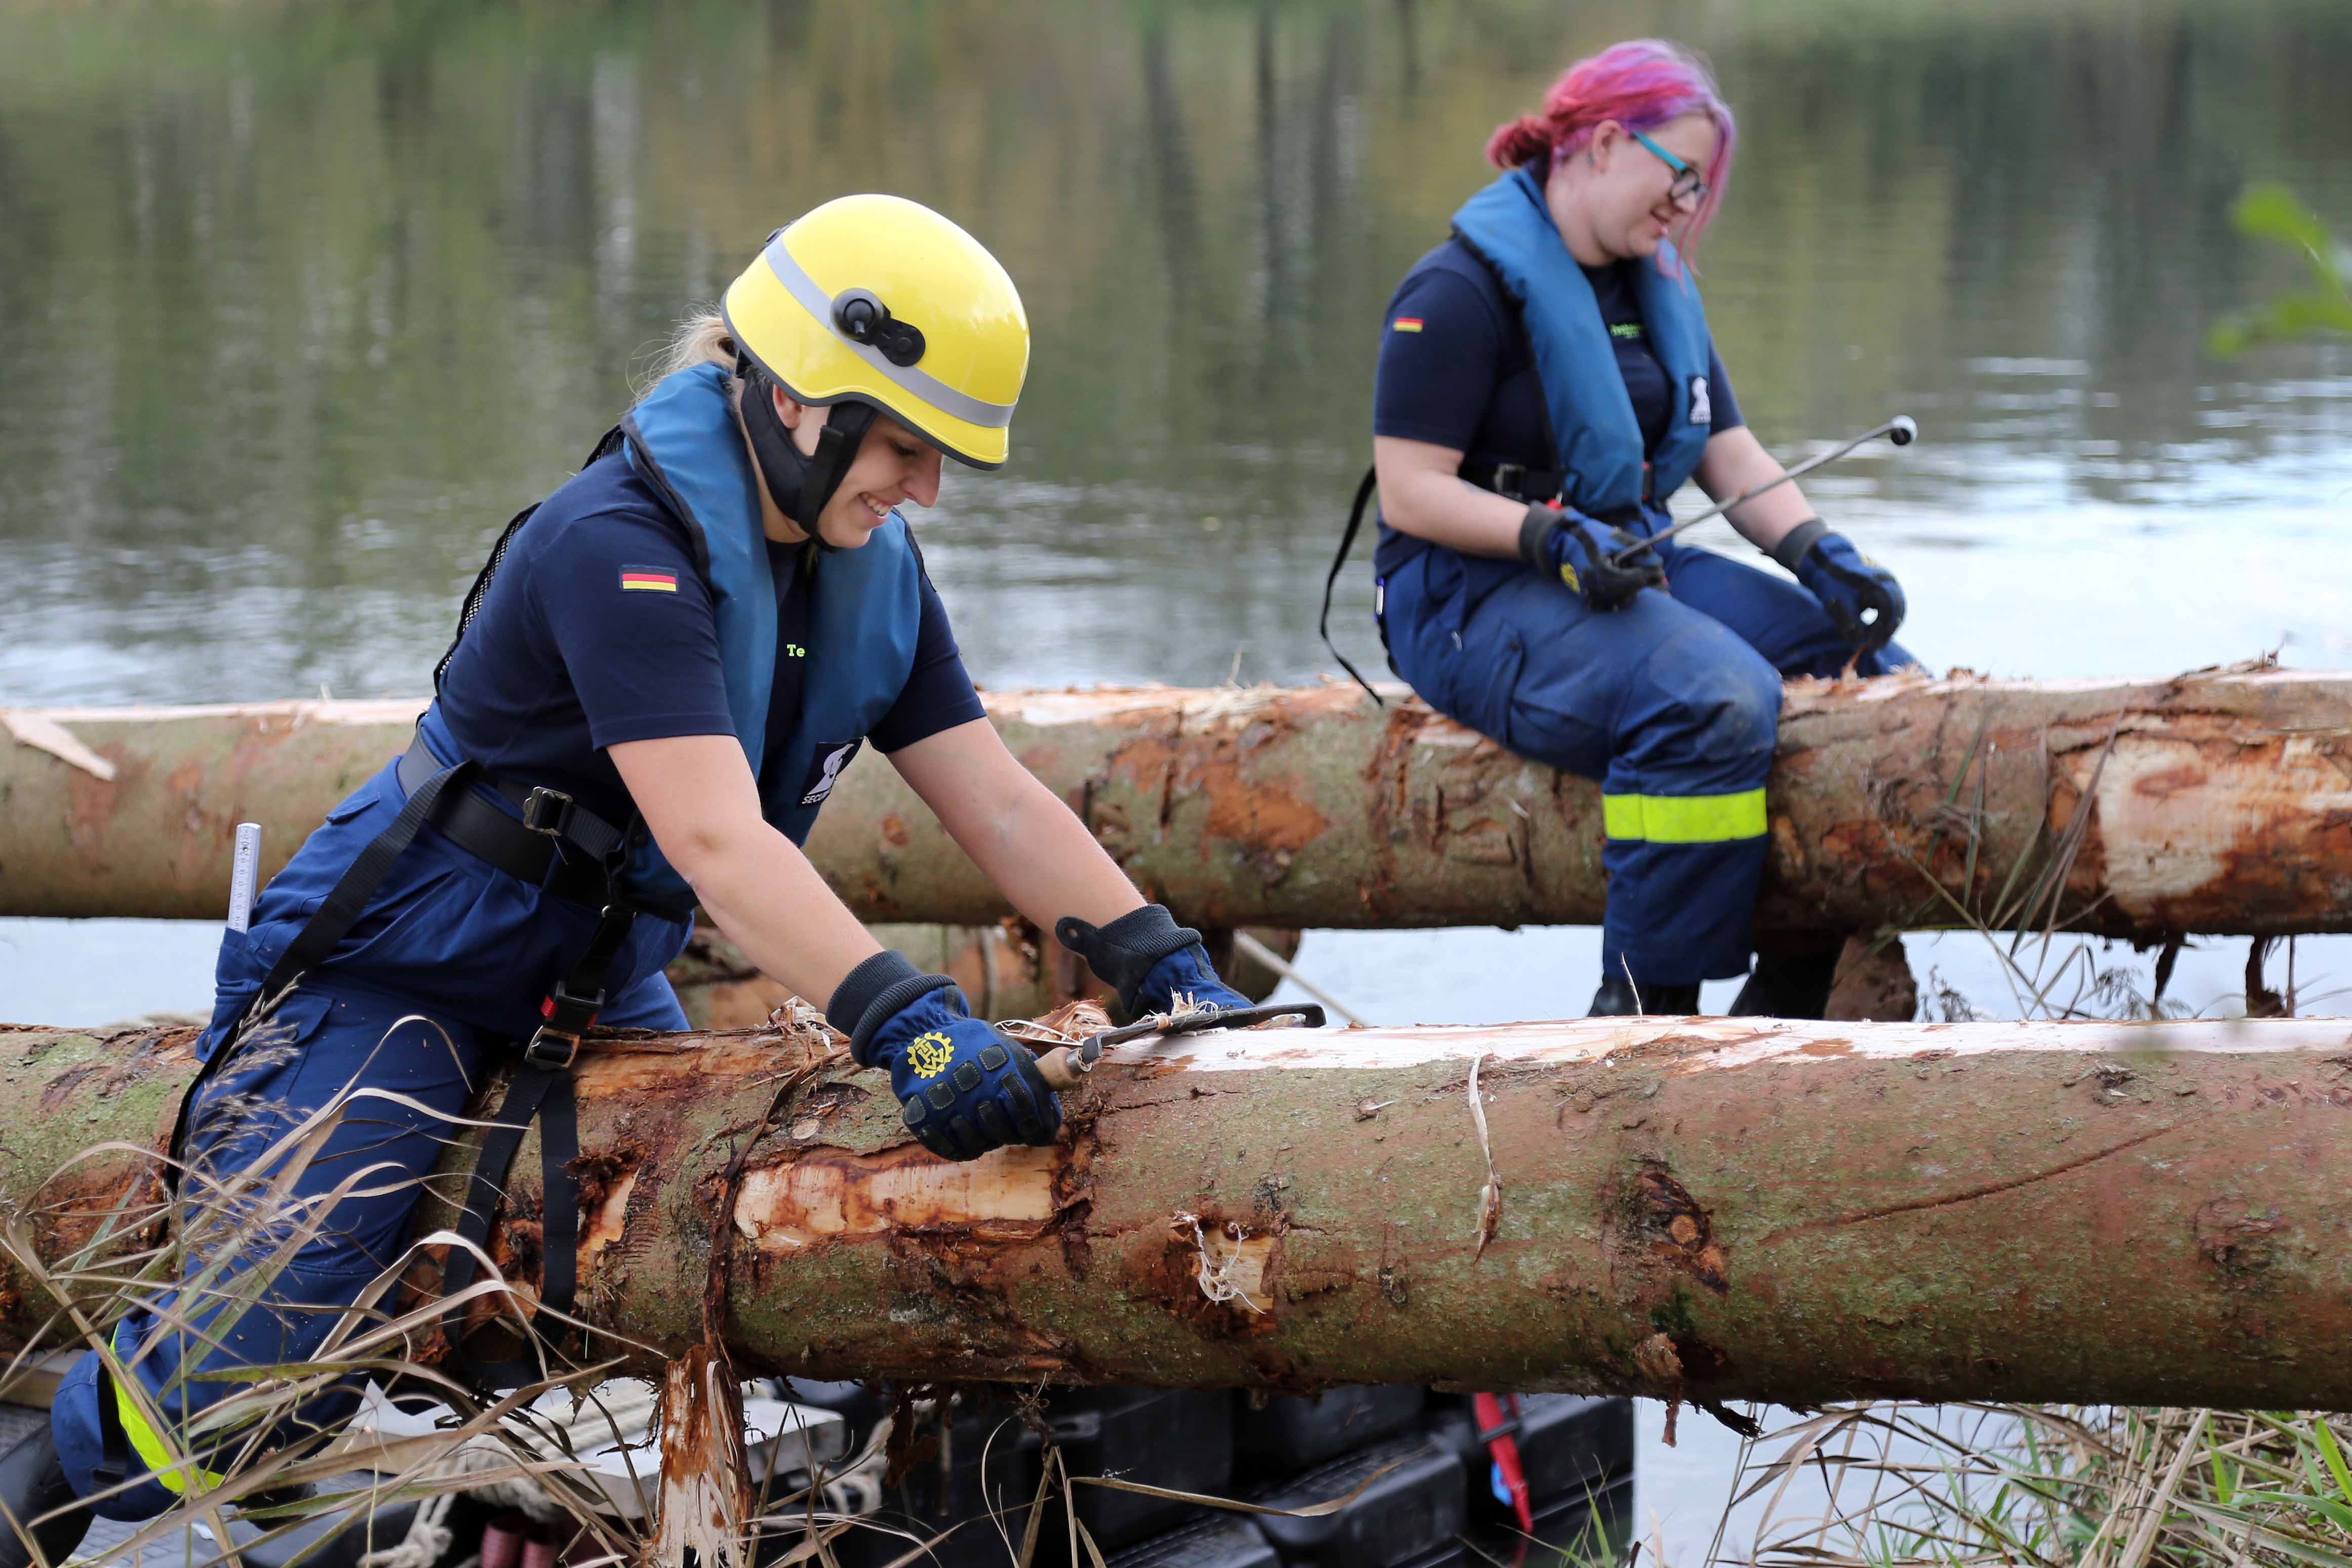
[669,922,1301,1029]
[5,1010,2351,1408]
[6,666,2350,939]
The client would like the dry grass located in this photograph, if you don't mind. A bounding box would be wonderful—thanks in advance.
[1708,1404,2352,1568]
[0,1005,894,1568]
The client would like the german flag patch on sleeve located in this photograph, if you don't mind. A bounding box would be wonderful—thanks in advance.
[619,565,679,593]
[1391,316,1424,333]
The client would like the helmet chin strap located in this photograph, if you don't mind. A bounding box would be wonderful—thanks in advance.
[736,357,880,550]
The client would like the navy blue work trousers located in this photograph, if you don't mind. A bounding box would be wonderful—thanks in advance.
[50,748,691,1520]
[1383,530,1915,987]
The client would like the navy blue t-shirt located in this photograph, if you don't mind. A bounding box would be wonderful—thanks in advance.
[436,452,984,826]
[1370,238,1742,575]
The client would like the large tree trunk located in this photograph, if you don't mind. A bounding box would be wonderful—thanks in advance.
[6,1009,2351,1409]
[669,921,1303,1029]
[5,667,2348,939]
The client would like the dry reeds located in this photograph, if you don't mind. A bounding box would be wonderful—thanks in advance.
[1710,1404,2352,1568]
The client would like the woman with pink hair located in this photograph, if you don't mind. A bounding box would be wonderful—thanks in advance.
[1339,39,1917,1018]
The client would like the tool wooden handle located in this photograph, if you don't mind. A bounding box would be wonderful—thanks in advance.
[1034,1046,1086,1092]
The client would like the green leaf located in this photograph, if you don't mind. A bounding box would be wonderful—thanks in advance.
[2318,1420,2352,1508]
[2213,184,2351,355]
[2236,184,2332,257]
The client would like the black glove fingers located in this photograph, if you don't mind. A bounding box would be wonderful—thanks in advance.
[1002,1056,1062,1143]
[946,1115,983,1158]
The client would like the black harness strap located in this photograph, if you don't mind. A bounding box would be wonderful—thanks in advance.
[1318,466,1386,706]
[1457,459,1565,503]
[437,891,634,1388]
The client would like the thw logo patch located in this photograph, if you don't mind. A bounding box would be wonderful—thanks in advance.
[907,1031,955,1079]
[799,739,863,807]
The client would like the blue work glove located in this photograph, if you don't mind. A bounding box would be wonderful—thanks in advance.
[831,952,1061,1161]
[1771,518,1906,654]
[1516,502,1664,611]
[1055,904,1251,1022]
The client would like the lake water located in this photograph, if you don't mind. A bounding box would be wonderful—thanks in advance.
[4,0,2350,1559]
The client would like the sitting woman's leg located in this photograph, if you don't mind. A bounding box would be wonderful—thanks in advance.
[1655,543,1921,1014]
[1390,561,1781,1009]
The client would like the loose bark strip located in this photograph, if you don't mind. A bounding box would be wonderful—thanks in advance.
[6,666,2349,938]
[6,1011,2352,1409]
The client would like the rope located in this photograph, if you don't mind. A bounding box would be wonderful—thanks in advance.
[354,1433,575,1568]
[356,1486,458,1568]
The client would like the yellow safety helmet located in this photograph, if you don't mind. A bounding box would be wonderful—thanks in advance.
[722,194,1029,470]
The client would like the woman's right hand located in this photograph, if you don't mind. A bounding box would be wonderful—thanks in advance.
[1520,503,1665,610]
[831,951,1061,1160]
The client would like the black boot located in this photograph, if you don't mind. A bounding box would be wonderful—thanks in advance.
[1588,975,1702,1017]
[1728,947,1844,1020]
[0,1422,92,1568]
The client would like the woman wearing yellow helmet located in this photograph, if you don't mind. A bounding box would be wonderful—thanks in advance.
[20,195,1249,1552]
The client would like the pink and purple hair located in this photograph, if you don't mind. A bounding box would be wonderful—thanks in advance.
[1486,39,1737,271]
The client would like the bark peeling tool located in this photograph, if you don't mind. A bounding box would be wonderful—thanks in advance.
[1030,1002,1328,1091]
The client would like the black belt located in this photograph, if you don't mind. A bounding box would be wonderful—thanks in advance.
[397,736,627,906]
[1460,461,1655,525]
[1459,459,1564,504]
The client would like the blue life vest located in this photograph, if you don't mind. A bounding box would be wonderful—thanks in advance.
[611,361,922,907]
[1449,166,1716,515]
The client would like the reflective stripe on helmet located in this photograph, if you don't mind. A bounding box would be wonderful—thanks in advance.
[114,1375,224,1497]
[757,232,1017,431]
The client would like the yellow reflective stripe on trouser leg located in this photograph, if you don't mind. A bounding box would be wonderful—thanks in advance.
[1601,788,1768,843]
[113,1376,223,1496]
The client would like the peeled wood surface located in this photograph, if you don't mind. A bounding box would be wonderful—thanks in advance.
[5,1011,2352,1408]
[5,667,2351,937]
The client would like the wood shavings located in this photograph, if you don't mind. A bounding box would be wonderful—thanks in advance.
[1173,1212,1266,1313]
[1,710,116,781]
[997,1016,1082,1048]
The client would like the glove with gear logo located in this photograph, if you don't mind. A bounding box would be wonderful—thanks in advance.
[830,952,1061,1161]
[1517,502,1663,611]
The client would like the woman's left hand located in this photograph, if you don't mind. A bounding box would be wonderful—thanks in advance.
[1058,904,1251,1020]
[1775,519,1906,653]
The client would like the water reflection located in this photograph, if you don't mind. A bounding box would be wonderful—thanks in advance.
[0,0,2347,705]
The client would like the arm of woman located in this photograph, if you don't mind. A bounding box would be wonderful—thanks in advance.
[606,733,883,1009]
[1695,425,1815,553]
[882,717,1145,935]
[1372,435,1528,558]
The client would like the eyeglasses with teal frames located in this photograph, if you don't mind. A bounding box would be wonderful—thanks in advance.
[1630,130,1708,207]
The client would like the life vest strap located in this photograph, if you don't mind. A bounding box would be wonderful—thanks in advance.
[1318,466,1389,707]
[1457,459,1564,504]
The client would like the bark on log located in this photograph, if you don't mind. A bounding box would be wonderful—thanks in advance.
[7,665,2350,939]
[5,1010,2352,1408]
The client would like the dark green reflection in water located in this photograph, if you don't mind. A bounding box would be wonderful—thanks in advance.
[1,0,2347,700]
